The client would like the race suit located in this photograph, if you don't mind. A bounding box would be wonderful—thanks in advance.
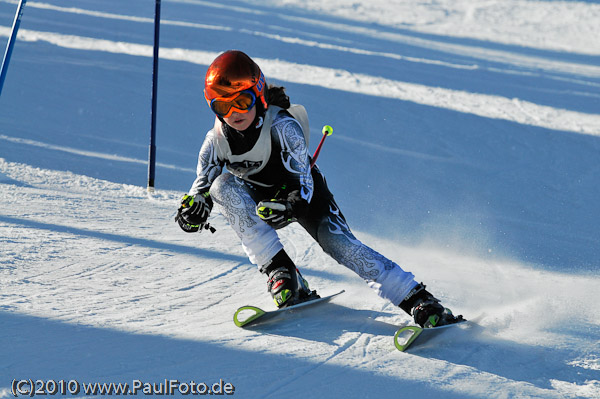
[188,105,418,306]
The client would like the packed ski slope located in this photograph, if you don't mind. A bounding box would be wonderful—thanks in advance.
[1,0,600,398]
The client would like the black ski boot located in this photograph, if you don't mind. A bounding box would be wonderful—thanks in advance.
[399,283,463,328]
[260,250,319,308]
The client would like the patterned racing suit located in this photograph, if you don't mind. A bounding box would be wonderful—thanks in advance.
[188,107,418,306]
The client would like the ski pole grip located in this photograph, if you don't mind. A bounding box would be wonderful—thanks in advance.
[311,125,333,169]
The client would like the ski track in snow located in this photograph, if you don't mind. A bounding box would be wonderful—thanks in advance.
[2,158,600,398]
[1,0,600,398]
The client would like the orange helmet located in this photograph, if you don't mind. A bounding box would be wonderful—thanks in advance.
[204,50,268,116]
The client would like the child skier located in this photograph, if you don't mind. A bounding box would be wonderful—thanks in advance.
[175,50,462,328]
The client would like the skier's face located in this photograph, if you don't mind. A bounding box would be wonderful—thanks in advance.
[223,106,256,131]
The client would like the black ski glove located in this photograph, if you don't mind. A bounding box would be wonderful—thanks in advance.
[256,190,308,229]
[175,193,213,233]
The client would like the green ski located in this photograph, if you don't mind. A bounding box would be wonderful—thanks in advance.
[233,290,345,328]
[394,320,467,352]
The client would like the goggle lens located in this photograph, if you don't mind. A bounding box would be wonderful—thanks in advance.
[210,90,256,118]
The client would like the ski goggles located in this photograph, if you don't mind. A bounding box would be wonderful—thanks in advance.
[209,90,257,118]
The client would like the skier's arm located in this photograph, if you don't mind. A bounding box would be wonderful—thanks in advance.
[189,129,223,196]
[176,130,222,233]
[273,116,314,204]
[257,117,313,227]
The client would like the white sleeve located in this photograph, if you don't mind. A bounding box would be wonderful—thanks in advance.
[272,116,314,203]
[188,129,223,196]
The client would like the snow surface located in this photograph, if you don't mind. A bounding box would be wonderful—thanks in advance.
[1,0,600,398]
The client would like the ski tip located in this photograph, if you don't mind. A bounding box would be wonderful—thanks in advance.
[394,326,423,352]
[394,318,469,351]
[233,305,265,328]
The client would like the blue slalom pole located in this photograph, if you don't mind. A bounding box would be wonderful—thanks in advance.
[147,0,161,192]
[0,0,27,95]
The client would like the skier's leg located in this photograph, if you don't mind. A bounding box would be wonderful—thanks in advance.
[209,172,282,266]
[300,167,462,326]
[314,205,418,306]
[297,167,418,305]
[315,210,462,326]
[210,173,315,307]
